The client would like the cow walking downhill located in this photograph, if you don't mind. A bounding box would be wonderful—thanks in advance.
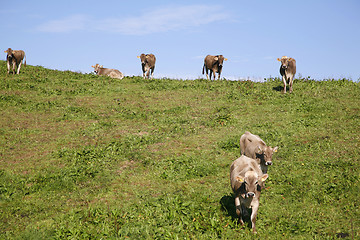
[137,53,156,79]
[91,64,124,79]
[202,55,227,80]
[230,155,269,233]
[5,48,26,74]
[277,56,296,93]
[240,131,278,174]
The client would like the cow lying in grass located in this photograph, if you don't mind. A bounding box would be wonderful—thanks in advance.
[91,64,124,79]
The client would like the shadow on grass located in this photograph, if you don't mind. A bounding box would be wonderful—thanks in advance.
[220,194,237,220]
[272,85,284,92]
[220,194,253,230]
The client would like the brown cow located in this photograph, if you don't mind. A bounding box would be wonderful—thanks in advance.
[137,53,156,79]
[240,131,278,174]
[5,48,26,74]
[202,55,227,80]
[277,56,296,93]
[91,64,124,79]
[230,155,269,233]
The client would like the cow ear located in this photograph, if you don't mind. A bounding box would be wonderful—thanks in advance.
[273,146,278,153]
[91,65,94,68]
[236,176,244,183]
[137,56,140,58]
[261,174,269,182]
[224,58,228,61]
[277,58,281,61]
[214,57,218,61]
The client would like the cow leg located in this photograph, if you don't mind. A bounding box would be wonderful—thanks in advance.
[282,75,287,93]
[218,72,221,80]
[16,62,22,74]
[6,61,10,74]
[150,67,154,79]
[235,197,244,225]
[12,62,16,74]
[289,76,293,93]
[250,204,259,234]
[210,70,215,80]
[205,69,209,80]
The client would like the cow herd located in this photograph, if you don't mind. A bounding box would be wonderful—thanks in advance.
[4,48,297,93]
[4,47,292,233]
[232,131,278,233]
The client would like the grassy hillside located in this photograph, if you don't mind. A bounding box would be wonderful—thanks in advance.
[0,61,359,239]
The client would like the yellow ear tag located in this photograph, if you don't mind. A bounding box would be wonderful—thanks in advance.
[236,176,244,183]
[274,149,278,153]
[261,174,269,182]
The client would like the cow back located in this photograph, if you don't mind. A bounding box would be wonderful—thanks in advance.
[204,55,216,69]
[240,132,265,159]
[146,54,156,67]
[288,58,296,75]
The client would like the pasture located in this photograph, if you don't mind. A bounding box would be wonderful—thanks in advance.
[0,61,359,239]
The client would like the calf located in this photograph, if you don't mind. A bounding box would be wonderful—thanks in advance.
[137,53,156,79]
[240,131,278,174]
[5,48,26,74]
[91,64,124,79]
[230,155,269,233]
[202,55,227,80]
[277,56,296,93]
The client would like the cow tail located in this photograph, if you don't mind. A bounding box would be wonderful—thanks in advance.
[202,64,205,75]
[24,54,27,67]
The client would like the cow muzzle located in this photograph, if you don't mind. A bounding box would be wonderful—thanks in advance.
[246,192,255,198]
[265,161,272,166]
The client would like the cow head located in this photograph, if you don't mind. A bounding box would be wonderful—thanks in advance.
[5,48,14,59]
[137,54,147,64]
[91,64,101,73]
[277,56,292,70]
[255,145,278,166]
[214,55,228,67]
[237,171,268,198]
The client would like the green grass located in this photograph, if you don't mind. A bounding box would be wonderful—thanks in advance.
[0,61,359,239]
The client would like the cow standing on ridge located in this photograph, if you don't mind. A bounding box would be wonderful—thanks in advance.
[137,53,156,79]
[277,56,296,93]
[230,155,269,233]
[5,48,26,74]
[202,55,227,80]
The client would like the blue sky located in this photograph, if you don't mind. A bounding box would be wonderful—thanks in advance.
[2,0,360,80]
